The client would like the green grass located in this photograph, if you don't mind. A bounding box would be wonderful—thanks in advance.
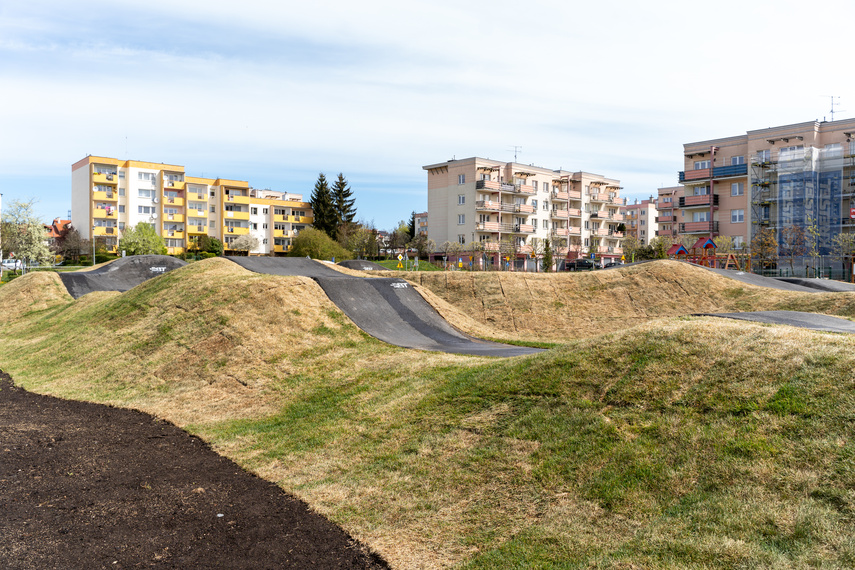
[2,264,855,568]
[373,258,442,271]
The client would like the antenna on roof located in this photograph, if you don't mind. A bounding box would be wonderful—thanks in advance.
[824,95,843,121]
[509,146,522,162]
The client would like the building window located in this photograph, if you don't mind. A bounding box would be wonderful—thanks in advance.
[731,209,744,223]
[118,171,125,179]
[731,182,744,196]
[458,174,465,185]
[252,223,258,230]
[263,208,268,214]
[693,211,710,222]
[263,223,268,229]
[262,238,268,245]
[137,206,154,214]
[210,206,216,212]
[479,173,491,181]
[543,201,549,211]
[532,181,538,190]
[458,194,465,205]
[458,214,465,225]
[119,187,126,196]
[734,235,745,249]
[532,199,538,209]
[640,219,645,226]
[694,160,710,170]
[210,190,215,197]
[119,222,125,230]
[731,156,745,165]
[138,189,154,199]
[209,220,215,227]
[118,205,125,213]
[458,234,466,244]
[543,220,548,229]
[251,207,258,215]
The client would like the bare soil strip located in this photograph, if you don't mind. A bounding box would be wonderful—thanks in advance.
[0,371,388,570]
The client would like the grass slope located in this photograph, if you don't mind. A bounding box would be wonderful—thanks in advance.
[0,259,854,568]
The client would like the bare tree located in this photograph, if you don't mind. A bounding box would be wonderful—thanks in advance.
[779,225,808,273]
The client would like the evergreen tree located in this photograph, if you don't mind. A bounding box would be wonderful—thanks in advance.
[310,173,336,238]
[407,211,416,240]
[331,173,356,238]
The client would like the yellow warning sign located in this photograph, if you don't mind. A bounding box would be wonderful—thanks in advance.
[397,261,403,269]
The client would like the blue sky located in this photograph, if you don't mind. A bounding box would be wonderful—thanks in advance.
[2,0,854,231]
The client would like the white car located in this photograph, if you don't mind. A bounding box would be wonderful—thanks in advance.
[1,259,23,270]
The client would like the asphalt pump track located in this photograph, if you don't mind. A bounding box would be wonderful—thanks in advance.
[226,257,543,357]
[58,255,187,299]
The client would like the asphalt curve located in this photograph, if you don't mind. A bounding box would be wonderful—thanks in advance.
[59,255,187,299]
[697,311,855,334]
[226,257,542,357]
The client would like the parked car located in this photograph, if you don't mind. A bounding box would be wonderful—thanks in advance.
[564,258,596,271]
[603,261,620,269]
[1,259,23,270]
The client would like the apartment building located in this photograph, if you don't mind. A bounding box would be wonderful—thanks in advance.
[677,118,855,253]
[655,186,681,242]
[620,197,658,245]
[414,211,428,237]
[71,156,313,256]
[423,157,624,264]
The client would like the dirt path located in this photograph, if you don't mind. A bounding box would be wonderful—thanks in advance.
[0,371,388,569]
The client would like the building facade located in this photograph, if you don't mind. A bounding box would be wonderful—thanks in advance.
[71,156,313,256]
[414,211,428,237]
[678,119,855,253]
[423,157,624,265]
[620,197,658,245]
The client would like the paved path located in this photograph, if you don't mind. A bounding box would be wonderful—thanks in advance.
[698,311,855,334]
[227,257,542,357]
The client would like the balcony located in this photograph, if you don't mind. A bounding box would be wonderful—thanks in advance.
[93,172,118,185]
[273,244,292,253]
[655,215,674,223]
[679,221,719,234]
[476,221,501,232]
[611,196,623,205]
[163,196,185,207]
[164,213,185,223]
[164,180,186,191]
[163,230,185,240]
[516,204,534,214]
[225,226,250,235]
[273,229,295,238]
[590,193,609,202]
[595,228,610,237]
[92,190,118,201]
[475,180,501,191]
[679,163,747,182]
[609,231,624,238]
[190,209,208,217]
[679,194,719,208]
[551,209,569,218]
[93,209,117,219]
[568,208,582,217]
[515,224,534,234]
[481,242,500,252]
[188,225,207,235]
[552,228,571,237]
[476,200,501,211]
[656,200,674,210]
[286,215,313,224]
[657,229,677,237]
[92,227,116,236]
[225,210,251,221]
[551,191,569,201]
[225,193,251,205]
[611,213,624,222]
[513,184,536,195]
[568,190,582,200]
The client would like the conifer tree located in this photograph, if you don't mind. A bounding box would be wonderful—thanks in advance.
[310,173,336,237]
[407,211,416,240]
[331,173,356,239]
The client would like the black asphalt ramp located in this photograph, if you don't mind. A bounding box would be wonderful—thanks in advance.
[697,311,855,334]
[227,257,542,357]
[337,259,387,271]
[59,255,187,299]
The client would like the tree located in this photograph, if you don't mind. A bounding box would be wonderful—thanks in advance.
[806,216,821,277]
[407,234,435,261]
[830,233,855,280]
[621,235,642,262]
[57,226,87,263]
[647,236,670,259]
[288,227,353,260]
[229,234,259,255]
[713,235,734,254]
[751,227,778,273]
[540,237,554,272]
[310,173,336,238]
[118,223,167,256]
[779,225,808,272]
[190,235,223,256]
[407,211,417,241]
[331,173,356,239]
[1,199,54,273]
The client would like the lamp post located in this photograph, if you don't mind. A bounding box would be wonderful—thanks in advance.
[92,226,96,266]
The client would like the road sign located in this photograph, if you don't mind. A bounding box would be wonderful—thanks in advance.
[590,253,595,259]
[397,254,403,261]
[851,207,855,219]
[621,255,625,262]
[397,261,403,269]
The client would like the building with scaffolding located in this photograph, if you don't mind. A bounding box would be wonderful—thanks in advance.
[423,157,625,267]
[679,119,855,262]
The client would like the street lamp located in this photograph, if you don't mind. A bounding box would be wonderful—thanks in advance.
[92,226,96,266]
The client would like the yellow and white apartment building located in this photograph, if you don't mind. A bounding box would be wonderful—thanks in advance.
[666,118,855,252]
[424,157,625,262]
[71,156,313,256]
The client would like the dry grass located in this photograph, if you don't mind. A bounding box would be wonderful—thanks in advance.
[382,261,855,342]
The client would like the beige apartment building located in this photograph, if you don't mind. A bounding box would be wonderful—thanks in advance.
[71,156,313,256]
[414,211,428,237]
[423,157,624,266]
[673,119,855,256]
[620,197,658,245]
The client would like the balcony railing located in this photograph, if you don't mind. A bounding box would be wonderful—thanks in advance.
[655,215,674,223]
[679,194,719,208]
[475,180,515,192]
[679,221,719,233]
[679,163,747,182]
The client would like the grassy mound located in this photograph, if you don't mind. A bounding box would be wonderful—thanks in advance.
[0,270,72,321]
[382,261,855,341]
[1,258,854,567]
